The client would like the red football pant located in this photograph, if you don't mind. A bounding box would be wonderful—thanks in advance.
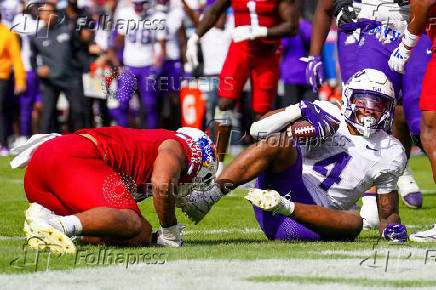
[24,134,140,216]
[218,41,281,115]
[420,53,436,111]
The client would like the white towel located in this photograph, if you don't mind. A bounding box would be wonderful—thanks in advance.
[10,134,61,169]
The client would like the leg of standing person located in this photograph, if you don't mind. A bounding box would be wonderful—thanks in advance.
[0,79,10,153]
[40,80,60,133]
[139,66,159,129]
[19,71,37,138]
[64,78,86,132]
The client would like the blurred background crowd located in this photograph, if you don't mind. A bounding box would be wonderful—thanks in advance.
[0,0,341,156]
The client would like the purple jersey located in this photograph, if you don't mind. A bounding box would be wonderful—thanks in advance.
[280,19,311,85]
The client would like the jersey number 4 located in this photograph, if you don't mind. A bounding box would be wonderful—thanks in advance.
[313,152,351,191]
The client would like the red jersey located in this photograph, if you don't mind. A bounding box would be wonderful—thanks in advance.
[75,127,197,186]
[426,5,436,51]
[232,0,281,45]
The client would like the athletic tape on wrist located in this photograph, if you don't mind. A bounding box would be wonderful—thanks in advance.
[402,27,420,48]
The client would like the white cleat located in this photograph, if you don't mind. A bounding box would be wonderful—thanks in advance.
[245,188,294,216]
[245,188,282,211]
[23,203,76,254]
[410,225,436,242]
[398,165,422,209]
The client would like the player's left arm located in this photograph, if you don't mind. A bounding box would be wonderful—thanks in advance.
[377,190,408,242]
[151,140,188,228]
[266,0,299,38]
[388,0,436,73]
[377,190,401,233]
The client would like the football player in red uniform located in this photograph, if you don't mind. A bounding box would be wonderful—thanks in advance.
[18,127,216,253]
[186,0,299,175]
[388,0,436,183]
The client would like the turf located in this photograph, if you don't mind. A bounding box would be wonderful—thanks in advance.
[0,154,435,279]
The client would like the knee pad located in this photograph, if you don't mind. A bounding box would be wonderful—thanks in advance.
[360,194,380,230]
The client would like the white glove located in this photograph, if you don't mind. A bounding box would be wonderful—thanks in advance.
[177,184,223,224]
[374,25,402,45]
[388,42,412,74]
[156,224,186,247]
[232,25,267,43]
[186,33,199,68]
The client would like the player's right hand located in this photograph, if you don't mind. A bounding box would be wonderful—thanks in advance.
[334,0,357,33]
[299,100,340,140]
[305,56,324,93]
[186,33,199,68]
[388,43,411,74]
[382,223,407,242]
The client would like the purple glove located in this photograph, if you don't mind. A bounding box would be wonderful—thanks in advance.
[299,100,340,139]
[306,56,324,93]
[341,19,382,33]
[382,224,408,242]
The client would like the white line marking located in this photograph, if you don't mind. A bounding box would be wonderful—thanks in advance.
[183,228,262,235]
[422,189,436,194]
[0,236,25,240]
[2,259,436,289]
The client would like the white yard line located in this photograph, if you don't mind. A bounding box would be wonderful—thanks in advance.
[183,228,262,235]
[0,236,25,240]
[422,189,436,194]
[2,258,436,290]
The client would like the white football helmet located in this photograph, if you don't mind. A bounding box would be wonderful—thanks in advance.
[341,69,396,138]
[176,127,217,192]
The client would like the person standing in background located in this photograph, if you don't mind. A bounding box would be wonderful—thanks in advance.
[199,11,232,139]
[30,2,86,133]
[278,16,313,108]
[0,11,26,156]
[158,0,185,130]
[11,1,43,147]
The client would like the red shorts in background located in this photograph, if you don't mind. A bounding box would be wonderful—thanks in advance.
[420,53,436,111]
[218,41,282,115]
[24,134,140,216]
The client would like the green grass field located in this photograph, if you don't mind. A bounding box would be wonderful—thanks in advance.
[0,155,435,289]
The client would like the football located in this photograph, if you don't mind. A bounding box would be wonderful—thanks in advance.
[286,118,340,141]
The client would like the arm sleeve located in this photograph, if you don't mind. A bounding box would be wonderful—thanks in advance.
[9,33,26,87]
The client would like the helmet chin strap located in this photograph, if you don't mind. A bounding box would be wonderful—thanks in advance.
[361,116,376,138]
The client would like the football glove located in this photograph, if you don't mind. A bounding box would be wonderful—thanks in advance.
[305,55,324,93]
[299,100,340,140]
[177,184,223,224]
[156,224,186,247]
[341,19,381,34]
[382,223,408,242]
[374,25,402,45]
[388,42,412,74]
[232,25,267,43]
[334,0,357,33]
[186,33,199,68]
